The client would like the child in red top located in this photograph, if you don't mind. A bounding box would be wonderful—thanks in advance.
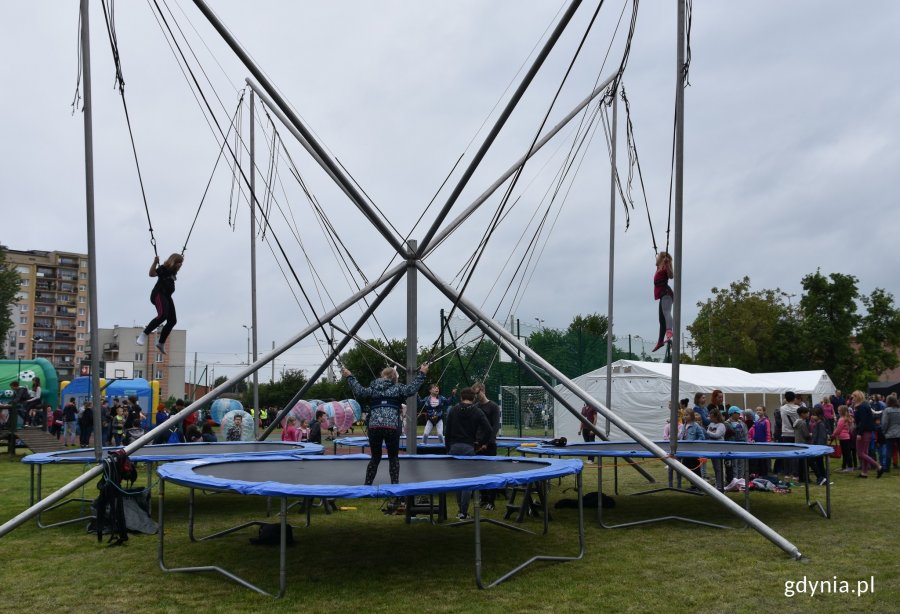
[652,251,674,352]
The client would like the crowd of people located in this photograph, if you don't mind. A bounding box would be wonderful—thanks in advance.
[656,388,900,489]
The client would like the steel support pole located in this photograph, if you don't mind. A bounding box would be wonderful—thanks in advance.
[669,0,686,456]
[78,0,103,462]
[604,90,617,438]
[422,74,616,260]
[0,263,405,538]
[406,241,418,454]
[188,0,403,254]
[258,271,404,440]
[417,0,584,255]
[415,261,803,559]
[249,89,260,437]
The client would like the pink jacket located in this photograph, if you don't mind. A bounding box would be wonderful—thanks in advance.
[831,417,852,440]
[281,424,301,442]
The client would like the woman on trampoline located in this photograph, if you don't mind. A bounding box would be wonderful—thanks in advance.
[136,253,183,355]
[652,251,674,352]
[342,363,428,485]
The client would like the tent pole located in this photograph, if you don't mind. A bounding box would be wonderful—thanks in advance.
[415,260,803,560]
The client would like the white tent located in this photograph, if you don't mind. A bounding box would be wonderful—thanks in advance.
[755,370,837,405]
[552,360,834,443]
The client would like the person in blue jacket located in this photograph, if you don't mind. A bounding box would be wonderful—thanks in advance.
[418,383,456,445]
[343,364,428,485]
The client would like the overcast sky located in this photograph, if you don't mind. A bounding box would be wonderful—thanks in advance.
[2,1,898,382]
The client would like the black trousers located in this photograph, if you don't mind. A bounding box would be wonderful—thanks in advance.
[366,428,401,485]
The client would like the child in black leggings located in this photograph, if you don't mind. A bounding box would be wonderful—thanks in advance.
[137,253,183,355]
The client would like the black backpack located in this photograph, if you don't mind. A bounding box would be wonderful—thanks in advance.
[93,449,138,546]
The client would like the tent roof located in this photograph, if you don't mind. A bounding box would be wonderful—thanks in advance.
[754,370,835,395]
[583,360,785,394]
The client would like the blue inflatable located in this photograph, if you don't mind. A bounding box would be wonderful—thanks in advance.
[210,398,244,425]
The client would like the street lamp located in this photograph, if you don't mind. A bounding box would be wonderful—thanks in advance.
[242,325,252,365]
[633,335,647,361]
[31,336,43,360]
[534,317,545,331]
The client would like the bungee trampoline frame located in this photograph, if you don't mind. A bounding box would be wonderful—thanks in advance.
[21,442,323,529]
[520,441,833,530]
[156,454,585,596]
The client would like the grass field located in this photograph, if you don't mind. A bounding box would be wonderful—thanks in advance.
[0,445,897,614]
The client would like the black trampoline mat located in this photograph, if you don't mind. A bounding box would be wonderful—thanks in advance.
[196,457,543,486]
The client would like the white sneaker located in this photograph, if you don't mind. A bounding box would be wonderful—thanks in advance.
[136,332,147,346]
[155,342,166,355]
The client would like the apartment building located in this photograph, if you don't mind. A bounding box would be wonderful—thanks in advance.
[3,246,89,381]
[98,325,186,400]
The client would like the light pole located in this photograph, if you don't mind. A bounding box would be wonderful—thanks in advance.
[30,336,43,360]
[633,335,647,361]
[534,317,545,330]
[242,325,251,365]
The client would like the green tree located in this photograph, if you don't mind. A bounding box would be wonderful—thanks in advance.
[854,288,900,389]
[0,250,21,358]
[798,270,860,387]
[687,277,799,371]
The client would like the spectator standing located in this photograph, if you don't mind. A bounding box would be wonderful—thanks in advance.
[444,388,494,520]
[851,390,883,478]
[881,394,900,472]
[692,392,710,427]
[62,397,79,447]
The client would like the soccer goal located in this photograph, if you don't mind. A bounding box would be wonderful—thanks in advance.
[499,385,554,438]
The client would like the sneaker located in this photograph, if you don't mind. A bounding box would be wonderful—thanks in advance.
[651,340,665,352]
[155,342,166,355]
[136,332,147,346]
[664,329,673,342]
[482,503,495,511]
[876,467,884,478]
[817,478,832,486]
[456,512,469,521]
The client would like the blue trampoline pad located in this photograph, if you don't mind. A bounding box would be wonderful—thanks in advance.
[157,454,582,499]
[334,435,544,450]
[21,441,324,464]
[518,440,833,459]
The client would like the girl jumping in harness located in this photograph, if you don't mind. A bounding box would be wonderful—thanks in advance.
[419,384,456,445]
[137,253,183,354]
[343,363,428,485]
[652,251,674,352]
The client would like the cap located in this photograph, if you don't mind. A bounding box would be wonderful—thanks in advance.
[727,406,742,416]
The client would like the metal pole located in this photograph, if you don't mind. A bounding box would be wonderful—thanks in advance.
[79,0,103,462]
[0,264,404,538]
[173,9,401,256]
[192,352,198,401]
[516,318,522,437]
[604,91,617,438]
[424,77,617,261]
[259,271,405,440]
[417,0,584,256]
[249,89,260,438]
[415,261,803,559]
[271,341,275,383]
[406,240,418,454]
[670,0,686,456]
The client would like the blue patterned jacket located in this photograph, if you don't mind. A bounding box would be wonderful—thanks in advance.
[347,370,426,430]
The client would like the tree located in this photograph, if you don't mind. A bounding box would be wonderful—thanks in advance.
[687,277,799,371]
[0,250,21,359]
[799,270,860,388]
[854,288,900,389]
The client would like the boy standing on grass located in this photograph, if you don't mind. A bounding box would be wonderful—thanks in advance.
[810,407,830,486]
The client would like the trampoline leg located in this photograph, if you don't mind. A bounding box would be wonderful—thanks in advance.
[158,479,279,597]
[597,458,604,527]
[475,474,586,589]
[825,457,832,519]
[613,457,618,496]
[34,464,95,529]
[278,497,287,598]
[30,465,35,507]
[188,488,197,542]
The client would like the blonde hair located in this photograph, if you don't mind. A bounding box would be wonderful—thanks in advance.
[381,367,399,382]
[656,251,672,266]
[850,390,865,405]
[837,405,849,418]
[163,253,184,269]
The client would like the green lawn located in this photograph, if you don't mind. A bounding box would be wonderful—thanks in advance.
[0,451,897,614]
